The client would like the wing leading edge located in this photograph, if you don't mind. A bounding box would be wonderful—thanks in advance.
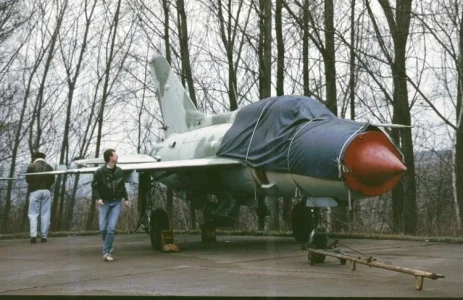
[21,157,244,176]
[119,157,244,172]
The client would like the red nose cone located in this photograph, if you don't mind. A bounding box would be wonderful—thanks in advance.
[343,131,406,196]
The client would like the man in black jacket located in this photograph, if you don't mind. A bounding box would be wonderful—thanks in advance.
[92,149,129,262]
[26,151,55,244]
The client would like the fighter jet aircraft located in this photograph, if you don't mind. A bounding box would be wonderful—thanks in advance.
[24,56,406,251]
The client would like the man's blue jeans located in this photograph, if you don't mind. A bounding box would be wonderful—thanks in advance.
[28,190,52,238]
[99,200,122,255]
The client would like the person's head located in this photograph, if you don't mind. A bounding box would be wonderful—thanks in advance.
[103,149,118,164]
[33,151,46,161]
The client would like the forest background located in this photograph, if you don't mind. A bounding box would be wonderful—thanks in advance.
[0,0,462,238]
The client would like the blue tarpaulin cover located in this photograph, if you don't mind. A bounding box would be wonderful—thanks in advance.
[217,96,371,180]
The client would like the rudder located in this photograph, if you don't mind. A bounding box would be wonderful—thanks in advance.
[150,56,204,137]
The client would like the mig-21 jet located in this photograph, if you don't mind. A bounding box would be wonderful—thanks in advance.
[24,56,406,252]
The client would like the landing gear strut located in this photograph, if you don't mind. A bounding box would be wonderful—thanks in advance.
[307,228,328,265]
[291,200,330,264]
[291,200,314,244]
[150,208,169,251]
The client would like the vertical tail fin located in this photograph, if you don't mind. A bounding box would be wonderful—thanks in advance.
[150,56,204,137]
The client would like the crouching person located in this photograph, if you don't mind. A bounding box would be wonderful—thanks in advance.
[91,149,129,262]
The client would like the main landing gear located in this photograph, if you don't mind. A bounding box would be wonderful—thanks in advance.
[150,208,170,251]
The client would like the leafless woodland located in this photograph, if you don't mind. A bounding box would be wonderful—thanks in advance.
[0,0,462,237]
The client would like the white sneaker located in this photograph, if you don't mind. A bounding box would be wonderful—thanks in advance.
[103,253,114,262]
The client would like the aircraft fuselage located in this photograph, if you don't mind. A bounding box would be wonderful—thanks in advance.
[153,123,359,204]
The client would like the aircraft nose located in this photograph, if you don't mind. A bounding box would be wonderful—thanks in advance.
[342,131,406,196]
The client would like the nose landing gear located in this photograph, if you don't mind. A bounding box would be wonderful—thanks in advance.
[291,201,314,244]
[307,228,328,265]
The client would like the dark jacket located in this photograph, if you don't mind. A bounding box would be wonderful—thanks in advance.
[92,165,128,202]
[26,159,55,192]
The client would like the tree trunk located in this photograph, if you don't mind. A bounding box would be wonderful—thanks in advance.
[190,203,197,230]
[454,13,463,231]
[21,192,31,232]
[349,0,356,120]
[258,0,272,99]
[276,0,291,230]
[454,118,463,231]
[378,0,417,234]
[275,0,284,96]
[282,196,292,230]
[269,196,280,231]
[65,174,80,230]
[324,0,337,115]
[217,0,239,111]
[177,0,197,107]
[167,187,173,230]
[163,1,173,231]
[163,0,171,63]
[302,0,310,96]
[258,0,274,230]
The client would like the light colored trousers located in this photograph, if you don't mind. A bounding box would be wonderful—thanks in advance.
[28,190,52,238]
[99,200,122,255]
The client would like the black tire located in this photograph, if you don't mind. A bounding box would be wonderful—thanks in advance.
[310,230,328,249]
[308,251,316,265]
[291,201,313,243]
[150,208,169,251]
[317,254,326,263]
[308,252,326,265]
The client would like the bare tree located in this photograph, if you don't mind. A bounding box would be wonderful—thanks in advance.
[366,0,417,234]
[2,1,52,232]
[28,1,67,154]
[94,0,122,158]
[53,0,98,230]
[258,0,272,99]
[87,0,134,230]
[283,0,337,113]
[412,0,463,230]
[348,0,358,120]
[275,0,292,230]
[204,0,252,111]
[176,0,197,107]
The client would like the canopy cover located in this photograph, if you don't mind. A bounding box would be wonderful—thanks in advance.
[216,95,370,180]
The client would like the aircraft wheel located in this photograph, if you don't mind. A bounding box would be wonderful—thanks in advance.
[150,208,169,251]
[308,251,326,265]
[340,258,347,265]
[291,201,313,243]
[308,252,316,265]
